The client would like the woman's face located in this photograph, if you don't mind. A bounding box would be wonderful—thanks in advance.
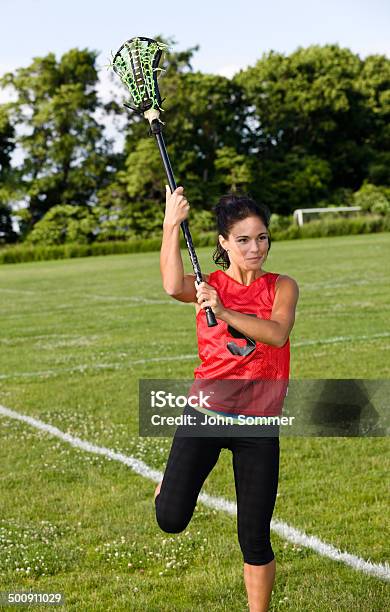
[219,215,269,271]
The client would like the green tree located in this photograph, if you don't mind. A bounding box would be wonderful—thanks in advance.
[356,54,390,185]
[0,106,17,243]
[94,138,165,240]
[234,45,385,211]
[1,49,112,233]
[25,204,98,245]
[353,182,390,215]
[117,71,249,209]
[0,106,14,174]
[214,146,253,192]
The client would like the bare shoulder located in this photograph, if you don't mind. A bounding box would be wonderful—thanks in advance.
[275,274,299,290]
[275,275,299,302]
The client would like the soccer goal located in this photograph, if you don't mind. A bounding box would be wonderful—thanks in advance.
[293,206,362,226]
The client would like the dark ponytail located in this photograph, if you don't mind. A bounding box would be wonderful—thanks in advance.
[212,193,272,270]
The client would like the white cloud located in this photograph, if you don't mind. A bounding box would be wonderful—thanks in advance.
[215,64,244,78]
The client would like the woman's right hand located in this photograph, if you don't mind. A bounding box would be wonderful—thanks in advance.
[163,185,190,227]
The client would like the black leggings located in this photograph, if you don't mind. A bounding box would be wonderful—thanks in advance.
[154,409,280,565]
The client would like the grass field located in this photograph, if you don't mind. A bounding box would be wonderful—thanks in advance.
[0,233,389,611]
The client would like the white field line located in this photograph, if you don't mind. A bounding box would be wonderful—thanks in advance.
[0,404,389,582]
[0,276,381,299]
[1,291,187,307]
[87,295,186,305]
[2,301,186,320]
[299,278,381,290]
[84,296,187,306]
[0,288,38,295]
[1,331,389,381]
[294,331,390,347]
[0,355,199,381]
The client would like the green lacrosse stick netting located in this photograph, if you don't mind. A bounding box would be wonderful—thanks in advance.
[112,37,168,114]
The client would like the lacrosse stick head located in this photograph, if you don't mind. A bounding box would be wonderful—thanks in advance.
[112,36,168,123]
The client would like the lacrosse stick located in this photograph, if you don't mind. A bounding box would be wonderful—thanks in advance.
[111,36,217,327]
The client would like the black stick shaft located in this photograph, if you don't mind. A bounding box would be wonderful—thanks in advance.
[153,125,217,328]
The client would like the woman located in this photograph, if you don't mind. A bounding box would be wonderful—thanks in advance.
[154,185,299,612]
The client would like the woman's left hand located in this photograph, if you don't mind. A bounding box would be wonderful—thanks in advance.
[195,281,226,319]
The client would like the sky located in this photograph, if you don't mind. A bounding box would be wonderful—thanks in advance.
[1,0,389,155]
[1,0,389,220]
[1,0,389,84]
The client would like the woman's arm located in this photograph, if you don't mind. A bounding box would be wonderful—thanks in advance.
[196,276,299,347]
[160,185,206,302]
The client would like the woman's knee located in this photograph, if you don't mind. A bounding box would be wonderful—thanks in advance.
[154,496,192,534]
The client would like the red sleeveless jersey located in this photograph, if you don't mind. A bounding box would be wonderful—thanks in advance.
[194,270,290,379]
[189,270,290,417]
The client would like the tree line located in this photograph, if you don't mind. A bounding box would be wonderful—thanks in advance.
[0,40,389,245]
